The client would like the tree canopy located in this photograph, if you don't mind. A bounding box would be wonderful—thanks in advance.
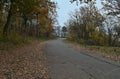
[65,0,120,46]
[0,0,57,37]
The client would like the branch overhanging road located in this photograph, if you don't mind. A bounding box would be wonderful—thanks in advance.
[46,39,120,79]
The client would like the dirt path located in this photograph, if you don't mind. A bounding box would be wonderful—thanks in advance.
[0,41,49,79]
[46,39,120,79]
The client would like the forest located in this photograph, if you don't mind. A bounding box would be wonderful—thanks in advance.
[0,0,57,49]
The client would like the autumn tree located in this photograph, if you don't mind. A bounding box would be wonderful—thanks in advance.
[101,0,120,46]
[102,0,120,17]
[0,0,37,36]
[66,1,106,45]
[0,0,57,38]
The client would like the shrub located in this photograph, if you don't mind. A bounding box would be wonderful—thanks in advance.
[85,39,97,45]
[76,39,85,44]
[7,31,24,45]
[67,34,78,41]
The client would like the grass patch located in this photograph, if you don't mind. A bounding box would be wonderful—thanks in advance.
[85,46,120,55]
[0,37,50,50]
[0,35,56,50]
[64,39,120,60]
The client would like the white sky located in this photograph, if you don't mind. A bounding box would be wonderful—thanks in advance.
[53,0,103,26]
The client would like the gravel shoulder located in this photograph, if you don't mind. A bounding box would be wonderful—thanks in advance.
[0,41,50,79]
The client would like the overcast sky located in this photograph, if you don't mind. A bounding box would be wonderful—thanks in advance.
[53,0,103,27]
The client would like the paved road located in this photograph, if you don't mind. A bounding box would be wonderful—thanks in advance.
[46,39,120,79]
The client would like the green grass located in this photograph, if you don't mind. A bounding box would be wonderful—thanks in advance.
[0,36,31,50]
[0,35,56,50]
[0,27,56,50]
[0,37,47,50]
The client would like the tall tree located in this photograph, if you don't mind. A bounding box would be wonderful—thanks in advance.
[66,1,106,45]
[102,0,120,17]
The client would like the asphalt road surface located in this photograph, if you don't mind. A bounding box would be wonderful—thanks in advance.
[46,39,120,79]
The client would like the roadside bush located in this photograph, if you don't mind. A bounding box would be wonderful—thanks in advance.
[0,29,28,49]
[67,34,78,41]
[7,31,24,45]
[85,39,97,45]
[76,39,85,44]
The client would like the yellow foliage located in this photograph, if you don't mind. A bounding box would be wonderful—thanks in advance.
[89,31,107,46]
[67,33,78,41]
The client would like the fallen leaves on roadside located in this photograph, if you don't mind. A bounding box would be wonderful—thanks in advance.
[0,42,50,79]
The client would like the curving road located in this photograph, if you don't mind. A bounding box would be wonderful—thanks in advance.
[46,39,120,79]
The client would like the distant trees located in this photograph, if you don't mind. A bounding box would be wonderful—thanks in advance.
[62,26,67,37]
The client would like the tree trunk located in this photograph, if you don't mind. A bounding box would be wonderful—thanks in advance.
[108,33,112,46]
[3,4,12,36]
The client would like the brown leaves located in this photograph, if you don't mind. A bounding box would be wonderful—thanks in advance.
[0,42,50,79]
